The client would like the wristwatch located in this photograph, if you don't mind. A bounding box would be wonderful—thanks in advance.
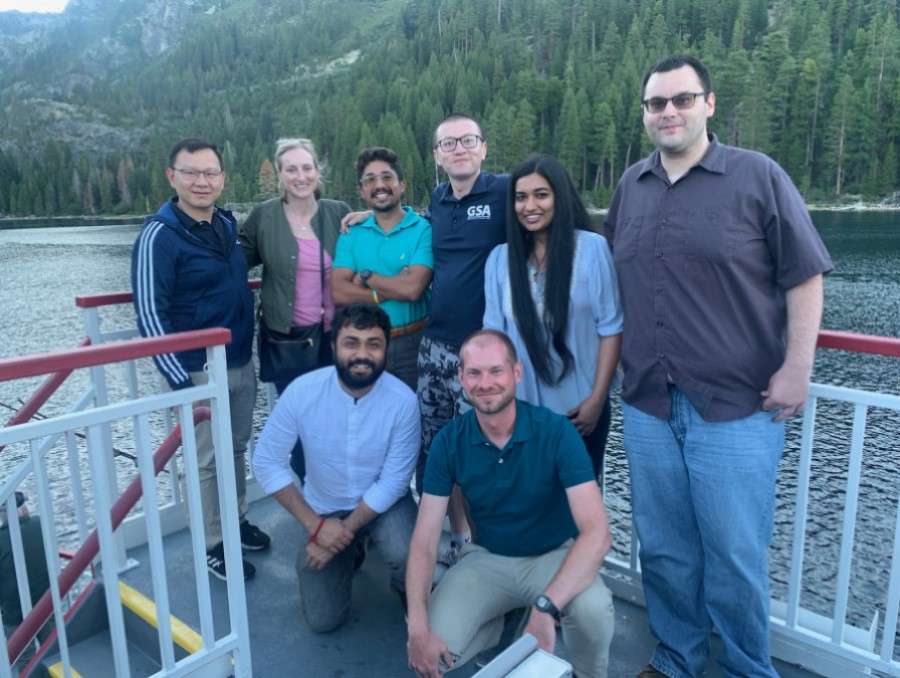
[359,269,372,288]
[533,594,560,621]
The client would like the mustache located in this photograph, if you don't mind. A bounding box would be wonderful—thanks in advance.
[348,358,377,369]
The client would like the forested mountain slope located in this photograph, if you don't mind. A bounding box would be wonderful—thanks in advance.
[0,0,897,216]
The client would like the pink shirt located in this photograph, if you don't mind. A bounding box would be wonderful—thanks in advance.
[292,238,334,330]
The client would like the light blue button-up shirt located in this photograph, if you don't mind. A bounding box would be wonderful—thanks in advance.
[483,230,623,414]
[252,366,419,515]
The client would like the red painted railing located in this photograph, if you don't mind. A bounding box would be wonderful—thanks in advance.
[817,329,900,357]
[5,407,212,668]
[0,328,231,382]
[73,278,261,309]
[0,337,92,454]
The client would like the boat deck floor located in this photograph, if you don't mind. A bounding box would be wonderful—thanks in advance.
[120,494,817,677]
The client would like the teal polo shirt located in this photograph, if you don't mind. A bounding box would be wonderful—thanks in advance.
[332,206,432,328]
[424,399,595,557]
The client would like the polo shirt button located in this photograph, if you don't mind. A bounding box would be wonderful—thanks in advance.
[498,459,504,464]
[655,251,662,257]
[656,286,663,292]
[660,218,667,224]
[667,186,674,191]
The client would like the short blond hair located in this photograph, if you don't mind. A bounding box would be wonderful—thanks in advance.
[459,330,518,370]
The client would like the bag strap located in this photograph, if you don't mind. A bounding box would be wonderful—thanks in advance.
[314,214,326,327]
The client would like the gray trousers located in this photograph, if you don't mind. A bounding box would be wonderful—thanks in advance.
[164,361,255,549]
[295,492,417,633]
[386,326,425,393]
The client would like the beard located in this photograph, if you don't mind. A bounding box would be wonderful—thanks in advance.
[335,357,386,391]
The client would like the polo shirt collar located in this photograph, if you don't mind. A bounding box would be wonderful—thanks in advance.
[438,171,488,203]
[637,133,725,180]
[360,205,419,233]
[170,197,233,233]
[465,399,536,449]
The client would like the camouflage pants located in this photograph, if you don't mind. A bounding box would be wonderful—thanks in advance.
[416,336,471,492]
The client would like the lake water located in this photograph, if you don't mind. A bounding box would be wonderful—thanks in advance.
[0,211,899,635]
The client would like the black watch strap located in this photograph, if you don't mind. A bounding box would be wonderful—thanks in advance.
[534,594,560,620]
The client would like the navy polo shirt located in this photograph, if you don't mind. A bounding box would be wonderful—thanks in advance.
[424,399,595,557]
[170,197,231,255]
[424,171,508,346]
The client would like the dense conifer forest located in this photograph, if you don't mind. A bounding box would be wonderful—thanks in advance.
[0,0,898,217]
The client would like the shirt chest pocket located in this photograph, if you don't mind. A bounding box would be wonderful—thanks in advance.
[610,215,644,264]
[680,210,744,263]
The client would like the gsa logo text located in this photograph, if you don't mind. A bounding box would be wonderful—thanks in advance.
[467,205,492,220]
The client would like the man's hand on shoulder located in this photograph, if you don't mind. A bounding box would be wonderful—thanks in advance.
[315,517,355,553]
[761,361,812,422]
[523,607,557,654]
[408,628,453,678]
[339,210,372,233]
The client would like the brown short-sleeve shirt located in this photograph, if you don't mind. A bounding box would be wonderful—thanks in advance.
[604,135,833,422]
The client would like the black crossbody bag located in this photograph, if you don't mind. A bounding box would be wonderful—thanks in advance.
[257,223,328,384]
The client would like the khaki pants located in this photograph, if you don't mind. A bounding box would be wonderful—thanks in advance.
[428,540,615,678]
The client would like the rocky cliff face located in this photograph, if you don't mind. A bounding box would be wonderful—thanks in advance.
[0,0,222,159]
[0,0,216,86]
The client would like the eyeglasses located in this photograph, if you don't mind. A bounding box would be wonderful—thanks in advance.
[435,134,483,152]
[360,171,399,187]
[641,92,705,114]
[173,168,224,181]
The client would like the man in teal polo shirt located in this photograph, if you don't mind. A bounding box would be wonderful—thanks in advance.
[332,146,432,392]
[406,330,616,678]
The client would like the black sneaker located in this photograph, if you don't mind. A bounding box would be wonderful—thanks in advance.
[239,521,271,551]
[207,542,256,581]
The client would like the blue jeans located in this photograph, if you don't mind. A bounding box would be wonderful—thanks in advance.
[623,388,784,678]
[295,492,417,633]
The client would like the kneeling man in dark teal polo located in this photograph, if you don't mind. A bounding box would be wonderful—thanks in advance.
[406,330,615,678]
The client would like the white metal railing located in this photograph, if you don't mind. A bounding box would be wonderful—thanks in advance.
[77,294,269,548]
[0,333,251,678]
[600,379,900,678]
[7,291,899,677]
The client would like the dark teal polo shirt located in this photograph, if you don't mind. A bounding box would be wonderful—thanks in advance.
[424,399,595,557]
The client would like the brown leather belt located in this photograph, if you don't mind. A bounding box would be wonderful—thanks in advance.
[391,317,428,338]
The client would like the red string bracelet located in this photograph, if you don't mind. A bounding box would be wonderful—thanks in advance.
[308,517,326,545]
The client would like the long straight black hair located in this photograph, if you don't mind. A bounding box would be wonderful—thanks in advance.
[506,154,592,385]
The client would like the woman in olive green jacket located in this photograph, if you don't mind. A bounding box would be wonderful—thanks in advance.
[240,138,351,393]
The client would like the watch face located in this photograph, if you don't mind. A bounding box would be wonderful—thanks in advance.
[536,595,558,618]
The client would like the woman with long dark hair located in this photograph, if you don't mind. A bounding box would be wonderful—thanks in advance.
[484,154,622,480]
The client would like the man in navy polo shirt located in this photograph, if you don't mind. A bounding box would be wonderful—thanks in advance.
[406,330,615,678]
[419,114,509,557]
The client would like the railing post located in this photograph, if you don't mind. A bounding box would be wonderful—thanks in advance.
[205,343,253,676]
[81,305,131,573]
